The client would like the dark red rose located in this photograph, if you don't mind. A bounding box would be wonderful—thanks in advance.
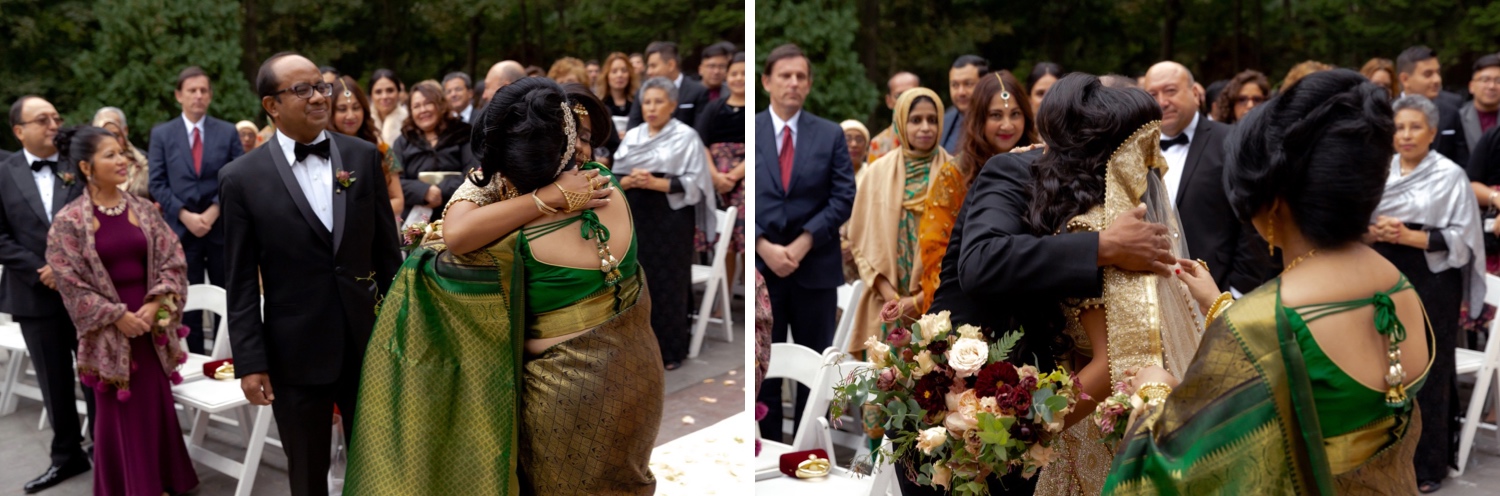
[992,384,1017,410]
[913,372,950,413]
[975,362,1020,398]
[901,348,915,362]
[1011,421,1038,443]
[1011,387,1033,412]
[927,339,949,355]
[1020,376,1038,391]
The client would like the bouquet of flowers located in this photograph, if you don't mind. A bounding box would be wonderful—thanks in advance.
[401,222,432,252]
[831,311,1083,496]
[1091,381,1136,444]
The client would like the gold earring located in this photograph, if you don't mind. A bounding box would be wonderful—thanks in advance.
[1266,208,1277,257]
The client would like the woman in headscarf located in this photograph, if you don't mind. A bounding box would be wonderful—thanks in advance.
[1106,69,1433,495]
[91,107,151,200]
[613,76,716,370]
[234,120,261,153]
[841,119,872,183]
[1370,94,1485,493]
[846,87,950,354]
[916,70,1035,313]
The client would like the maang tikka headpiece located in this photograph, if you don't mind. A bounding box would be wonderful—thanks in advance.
[995,73,1011,109]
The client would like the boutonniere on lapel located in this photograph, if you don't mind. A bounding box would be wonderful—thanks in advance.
[58,172,77,187]
[336,169,356,193]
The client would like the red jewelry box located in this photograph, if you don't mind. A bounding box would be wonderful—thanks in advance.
[203,358,233,379]
[778,449,829,478]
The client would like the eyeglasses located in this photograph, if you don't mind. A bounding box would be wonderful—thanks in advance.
[1477,77,1500,86]
[21,114,64,127]
[271,82,335,100]
[1234,95,1266,106]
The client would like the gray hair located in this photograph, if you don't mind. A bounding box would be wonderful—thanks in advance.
[1392,94,1440,129]
[93,106,127,128]
[641,76,678,102]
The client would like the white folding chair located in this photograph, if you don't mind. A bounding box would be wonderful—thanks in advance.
[689,206,738,358]
[0,322,41,416]
[830,281,865,355]
[1454,274,1500,476]
[179,284,231,383]
[757,343,833,480]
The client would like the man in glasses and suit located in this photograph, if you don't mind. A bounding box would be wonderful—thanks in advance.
[221,52,401,496]
[147,66,245,354]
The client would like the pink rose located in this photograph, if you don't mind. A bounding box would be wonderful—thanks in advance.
[879,298,904,323]
[886,327,912,348]
[876,367,899,391]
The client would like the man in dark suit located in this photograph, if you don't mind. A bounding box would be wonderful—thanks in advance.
[1460,54,1500,155]
[0,148,10,161]
[1,95,94,493]
[222,52,401,496]
[1144,61,1276,294]
[939,55,986,154]
[148,66,245,354]
[753,43,856,443]
[1398,45,1470,167]
[627,41,710,129]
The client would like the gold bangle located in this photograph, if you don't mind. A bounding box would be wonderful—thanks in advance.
[1137,382,1172,402]
[532,192,558,215]
[794,454,831,479]
[555,183,591,213]
[1205,292,1234,323]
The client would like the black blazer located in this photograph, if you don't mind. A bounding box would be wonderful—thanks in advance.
[1175,117,1276,292]
[754,109,855,290]
[0,152,84,317]
[627,76,710,130]
[0,149,10,162]
[939,107,964,154]
[147,115,245,241]
[1434,92,1471,168]
[220,132,401,385]
[931,149,1094,372]
[393,122,476,222]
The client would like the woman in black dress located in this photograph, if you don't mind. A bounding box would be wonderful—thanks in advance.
[393,81,475,223]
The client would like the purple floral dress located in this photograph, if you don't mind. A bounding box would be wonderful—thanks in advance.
[694,142,745,254]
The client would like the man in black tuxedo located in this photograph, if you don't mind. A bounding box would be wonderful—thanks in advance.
[1,95,94,493]
[753,43,856,443]
[1143,61,1276,294]
[627,41,710,129]
[1399,45,1470,168]
[222,52,401,496]
[0,148,10,161]
[148,66,245,354]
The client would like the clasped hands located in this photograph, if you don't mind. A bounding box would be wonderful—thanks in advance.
[1365,216,1406,244]
[112,298,164,338]
[758,234,811,278]
[179,205,220,238]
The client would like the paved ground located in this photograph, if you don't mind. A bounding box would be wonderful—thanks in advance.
[0,293,746,496]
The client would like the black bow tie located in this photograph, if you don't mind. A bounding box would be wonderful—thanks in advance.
[294,140,330,163]
[1160,134,1189,150]
[30,160,56,172]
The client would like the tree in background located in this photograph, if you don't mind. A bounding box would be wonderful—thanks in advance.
[755,0,879,125]
[70,0,259,143]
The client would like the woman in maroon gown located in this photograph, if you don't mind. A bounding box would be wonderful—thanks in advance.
[45,126,197,495]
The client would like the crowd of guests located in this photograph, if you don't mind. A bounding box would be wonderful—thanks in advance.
[0,39,744,496]
[756,43,1500,493]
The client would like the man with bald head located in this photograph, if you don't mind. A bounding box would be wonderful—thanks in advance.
[1143,61,1273,294]
[480,60,525,108]
[222,51,400,496]
[869,71,920,161]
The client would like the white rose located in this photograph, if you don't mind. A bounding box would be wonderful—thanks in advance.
[956,324,982,340]
[917,426,948,455]
[865,335,891,368]
[946,337,989,378]
[913,350,936,378]
[916,311,952,343]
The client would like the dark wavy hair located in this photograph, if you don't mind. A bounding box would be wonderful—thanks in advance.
[1224,69,1394,248]
[54,125,116,181]
[327,75,381,145]
[1211,70,1271,124]
[1024,73,1162,235]
[957,70,1035,183]
[471,77,573,194]
[560,82,611,149]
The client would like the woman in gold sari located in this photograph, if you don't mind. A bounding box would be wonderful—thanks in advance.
[346,78,660,495]
[998,74,1203,496]
[916,70,1035,313]
[847,87,951,354]
[1105,69,1432,495]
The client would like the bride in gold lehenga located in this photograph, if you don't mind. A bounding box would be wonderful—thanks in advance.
[1023,74,1205,496]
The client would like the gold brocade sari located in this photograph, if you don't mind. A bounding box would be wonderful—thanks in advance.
[1037,122,1204,496]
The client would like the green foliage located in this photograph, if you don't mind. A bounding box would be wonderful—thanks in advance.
[989,329,1021,362]
[755,0,879,123]
[69,0,258,147]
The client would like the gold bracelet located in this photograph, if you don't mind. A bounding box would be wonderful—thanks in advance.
[1205,292,1235,323]
[555,183,591,213]
[1137,382,1173,402]
[532,192,558,215]
[794,454,831,479]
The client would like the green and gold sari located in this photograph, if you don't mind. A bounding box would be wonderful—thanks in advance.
[1103,280,1431,495]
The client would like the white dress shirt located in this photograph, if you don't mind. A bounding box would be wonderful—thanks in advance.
[276,130,334,232]
[182,114,205,147]
[1160,112,1200,207]
[770,109,802,157]
[23,149,59,222]
[458,104,474,123]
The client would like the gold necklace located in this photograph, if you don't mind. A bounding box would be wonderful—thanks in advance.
[93,197,125,217]
[1282,249,1319,274]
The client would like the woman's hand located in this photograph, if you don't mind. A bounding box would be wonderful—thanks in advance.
[623,169,655,191]
[1372,216,1403,244]
[134,300,163,328]
[713,172,736,194]
[1174,259,1220,311]
[114,312,150,338]
[1127,364,1180,393]
[537,169,613,210]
